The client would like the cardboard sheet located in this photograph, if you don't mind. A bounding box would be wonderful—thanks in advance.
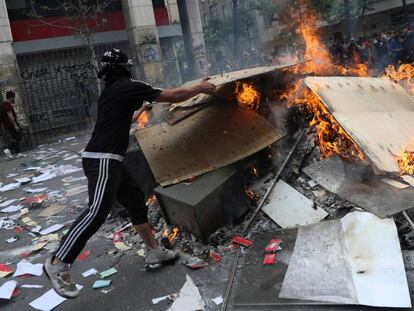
[304,76,414,174]
[136,103,284,186]
[263,180,328,228]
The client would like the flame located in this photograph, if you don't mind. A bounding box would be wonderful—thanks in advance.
[137,111,149,129]
[289,88,365,161]
[396,148,414,175]
[168,227,179,243]
[279,8,368,162]
[251,167,259,177]
[296,11,368,77]
[235,82,261,110]
[162,226,180,243]
[145,194,157,206]
[383,64,414,96]
[245,189,255,201]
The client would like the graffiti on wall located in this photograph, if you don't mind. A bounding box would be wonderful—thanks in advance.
[21,61,94,81]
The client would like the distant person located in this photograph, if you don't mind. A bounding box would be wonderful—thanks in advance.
[1,91,23,159]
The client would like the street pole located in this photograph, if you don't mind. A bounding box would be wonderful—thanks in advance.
[344,0,353,40]
[232,0,240,61]
[402,0,408,24]
[177,0,196,81]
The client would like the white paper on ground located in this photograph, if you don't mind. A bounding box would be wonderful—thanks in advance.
[152,294,171,304]
[0,280,17,299]
[13,259,43,277]
[0,182,21,192]
[263,180,328,228]
[212,296,223,305]
[82,268,97,278]
[25,188,48,193]
[167,275,205,311]
[0,199,17,208]
[29,285,83,311]
[1,205,23,213]
[21,284,44,289]
[15,177,31,183]
[341,212,412,308]
[63,155,78,161]
[32,173,57,183]
[39,224,64,235]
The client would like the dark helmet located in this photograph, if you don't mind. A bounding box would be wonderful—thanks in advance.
[100,48,132,66]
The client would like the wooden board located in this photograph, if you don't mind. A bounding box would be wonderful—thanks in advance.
[135,103,284,186]
[304,76,414,174]
[171,62,299,110]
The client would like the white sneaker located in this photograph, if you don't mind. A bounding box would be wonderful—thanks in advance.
[16,153,24,158]
[145,245,178,270]
[3,149,13,159]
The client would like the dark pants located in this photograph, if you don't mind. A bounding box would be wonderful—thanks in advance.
[54,157,148,264]
[5,127,21,154]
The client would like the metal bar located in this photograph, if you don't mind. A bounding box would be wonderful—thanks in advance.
[220,129,306,311]
[242,129,306,233]
[220,246,241,311]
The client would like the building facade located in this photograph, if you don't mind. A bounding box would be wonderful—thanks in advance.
[0,0,206,144]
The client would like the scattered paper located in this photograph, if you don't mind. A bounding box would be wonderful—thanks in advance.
[114,242,131,251]
[25,188,48,194]
[152,294,173,304]
[65,185,88,196]
[20,242,47,258]
[22,217,38,227]
[76,250,91,262]
[39,224,64,235]
[382,178,410,189]
[0,280,17,300]
[15,177,31,184]
[167,275,205,311]
[6,236,18,243]
[63,155,78,161]
[93,280,111,289]
[32,173,57,183]
[1,205,23,213]
[20,208,29,215]
[212,296,223,305]
[38,234,59,242]
[100,267,117,278]
[82,268,98,278]
[137,249,146,257]
[37,204,65,218]
[13,259,43,277]
[29,285,82,311]
[21,284,43,289]
[0,183,20,192]
[0,264,13,278]
[312,190,326,197]
[0,199,17,208]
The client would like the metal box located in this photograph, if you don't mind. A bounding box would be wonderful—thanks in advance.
[154,166,248,243]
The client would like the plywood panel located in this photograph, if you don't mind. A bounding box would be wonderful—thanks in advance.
[136,103,284,186]
[304,76,414,174]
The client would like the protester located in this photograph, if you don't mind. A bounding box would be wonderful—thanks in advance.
[43,48,216,299]
[1,91,23,159]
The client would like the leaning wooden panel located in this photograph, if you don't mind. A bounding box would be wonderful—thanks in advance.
[171,62,299,110]
[135,103,284,186]
[304,76,414,174]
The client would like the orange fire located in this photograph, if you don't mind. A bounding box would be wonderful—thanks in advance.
[290,89,365,161]
[163,226,180,243]
[280,8,367,162]
[396,148,414,175]
[137,111,149,129]
[383,64,414,96]
[296,11,368,77]
[245,189,255,201]
[235,82,261,110]
[145,194,157,207]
